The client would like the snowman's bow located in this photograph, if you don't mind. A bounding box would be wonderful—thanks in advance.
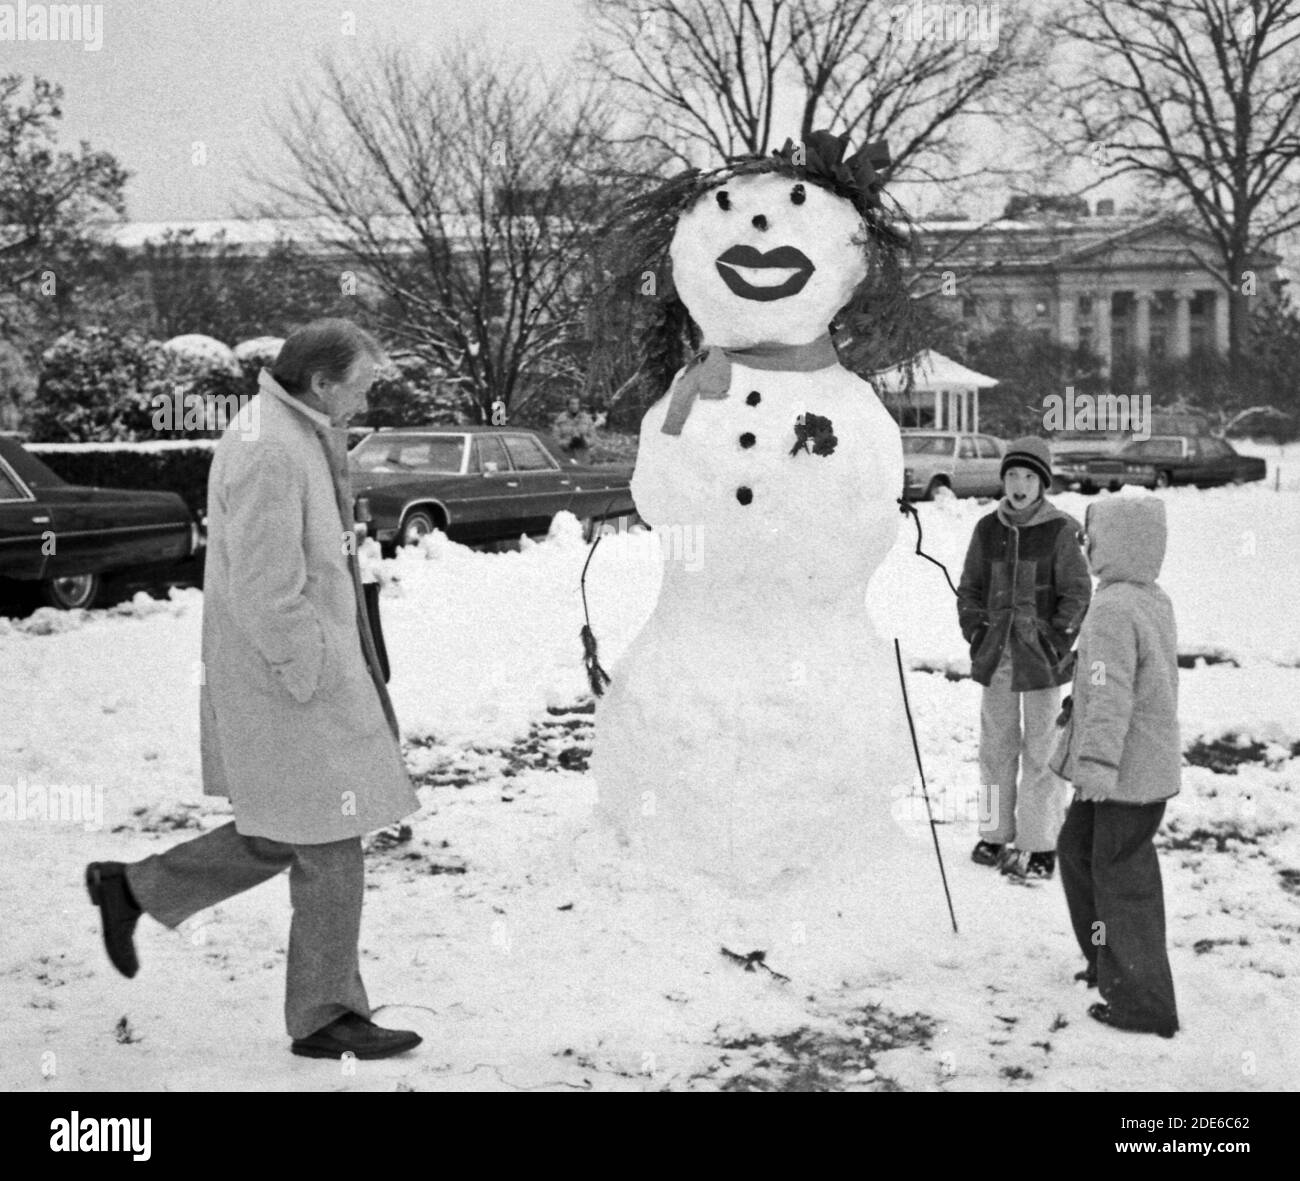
[772,131,891,213]
[660,335,839,435]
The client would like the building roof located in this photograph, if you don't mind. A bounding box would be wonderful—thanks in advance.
[867,349,1000,392]
[910,213,1282,275]
[79,211,1287,279]
[91,214,480,256]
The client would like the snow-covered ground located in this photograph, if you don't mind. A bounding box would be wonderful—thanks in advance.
[1232,437,1300,492]
[2,479,1297,1091]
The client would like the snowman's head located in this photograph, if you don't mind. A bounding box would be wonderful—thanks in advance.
[613,131,911,355]
[668,173,869,348]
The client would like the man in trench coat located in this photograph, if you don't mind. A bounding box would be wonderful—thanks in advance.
[87,319,423,1060]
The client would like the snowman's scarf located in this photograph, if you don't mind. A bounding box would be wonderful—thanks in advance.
[660,335,839,435]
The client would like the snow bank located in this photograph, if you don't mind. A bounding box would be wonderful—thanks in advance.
[1232,438,1300,492]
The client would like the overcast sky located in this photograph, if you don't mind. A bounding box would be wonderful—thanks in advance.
[9,0,1152,231]
[9,0,587,220]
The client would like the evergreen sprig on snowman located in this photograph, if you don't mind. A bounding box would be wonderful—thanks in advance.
[591,131,929,896]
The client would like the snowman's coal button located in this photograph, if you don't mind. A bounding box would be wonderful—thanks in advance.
[736,486,753,505]
[746,391,761,406]
[739,432,756,448]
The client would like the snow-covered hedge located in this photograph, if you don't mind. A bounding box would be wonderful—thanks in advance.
[30,434,376,516]
[28,441,216,517]
[29,327,263,445]
[29,328,180,443]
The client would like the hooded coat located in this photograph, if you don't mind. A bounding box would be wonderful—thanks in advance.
[198,372,419,844]
[1050,496,1181,805]
[957,496,1092,691]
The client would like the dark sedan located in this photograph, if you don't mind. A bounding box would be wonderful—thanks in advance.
[349,427,635,551]
[0,437,200,609]
[1056,435,1267,492]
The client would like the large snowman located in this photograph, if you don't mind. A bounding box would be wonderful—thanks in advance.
[592,132,924,902]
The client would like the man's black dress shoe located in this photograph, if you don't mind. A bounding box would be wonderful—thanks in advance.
[1088,1002,1176,1039]
[86,862,142,979]
[291,1012,422,1060]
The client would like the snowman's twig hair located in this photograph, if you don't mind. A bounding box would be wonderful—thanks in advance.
[602,164,733,302]
[598,151,924,379]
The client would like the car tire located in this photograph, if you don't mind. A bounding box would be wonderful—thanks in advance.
[41,573,101,610]
[1155,470,1172,489]
[927,477,953,501]
[399,509,439,547]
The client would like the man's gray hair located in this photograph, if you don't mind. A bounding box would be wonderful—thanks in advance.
[271,319,384,395]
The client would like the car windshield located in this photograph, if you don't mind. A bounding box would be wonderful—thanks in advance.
[902,435,955,456]
[351,434,464,474]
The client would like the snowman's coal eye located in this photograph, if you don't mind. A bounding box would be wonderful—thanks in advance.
[791,184,806,205]
[716,190,731,211]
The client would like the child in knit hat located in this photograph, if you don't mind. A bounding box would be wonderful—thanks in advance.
[957,436,1092,880]
[1051,496,1180,1037]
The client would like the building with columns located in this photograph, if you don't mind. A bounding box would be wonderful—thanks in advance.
[911,207,1284,378]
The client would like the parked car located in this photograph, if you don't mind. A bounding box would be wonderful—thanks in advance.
[349,427,636,551]
[0,437,201,609]
[1056,435,1267,492]
[1047,429,1132,464]
[1052,443,1155,493]
[901,430,1006,500]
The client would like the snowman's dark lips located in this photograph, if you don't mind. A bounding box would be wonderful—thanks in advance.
[715,244,815,302]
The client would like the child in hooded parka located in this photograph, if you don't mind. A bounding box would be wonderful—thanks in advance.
[1050,495,1181,1038]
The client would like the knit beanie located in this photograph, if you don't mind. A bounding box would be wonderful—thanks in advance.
[1000,436,1053,490]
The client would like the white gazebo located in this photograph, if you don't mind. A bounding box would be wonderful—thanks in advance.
[867,349,999,433]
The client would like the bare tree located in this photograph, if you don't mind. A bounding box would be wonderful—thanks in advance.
[788,0,1041,186]
[258,46,617,420]
[1044,0,1300,364]
[585,0,1046,186]
[586,0,790,162]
